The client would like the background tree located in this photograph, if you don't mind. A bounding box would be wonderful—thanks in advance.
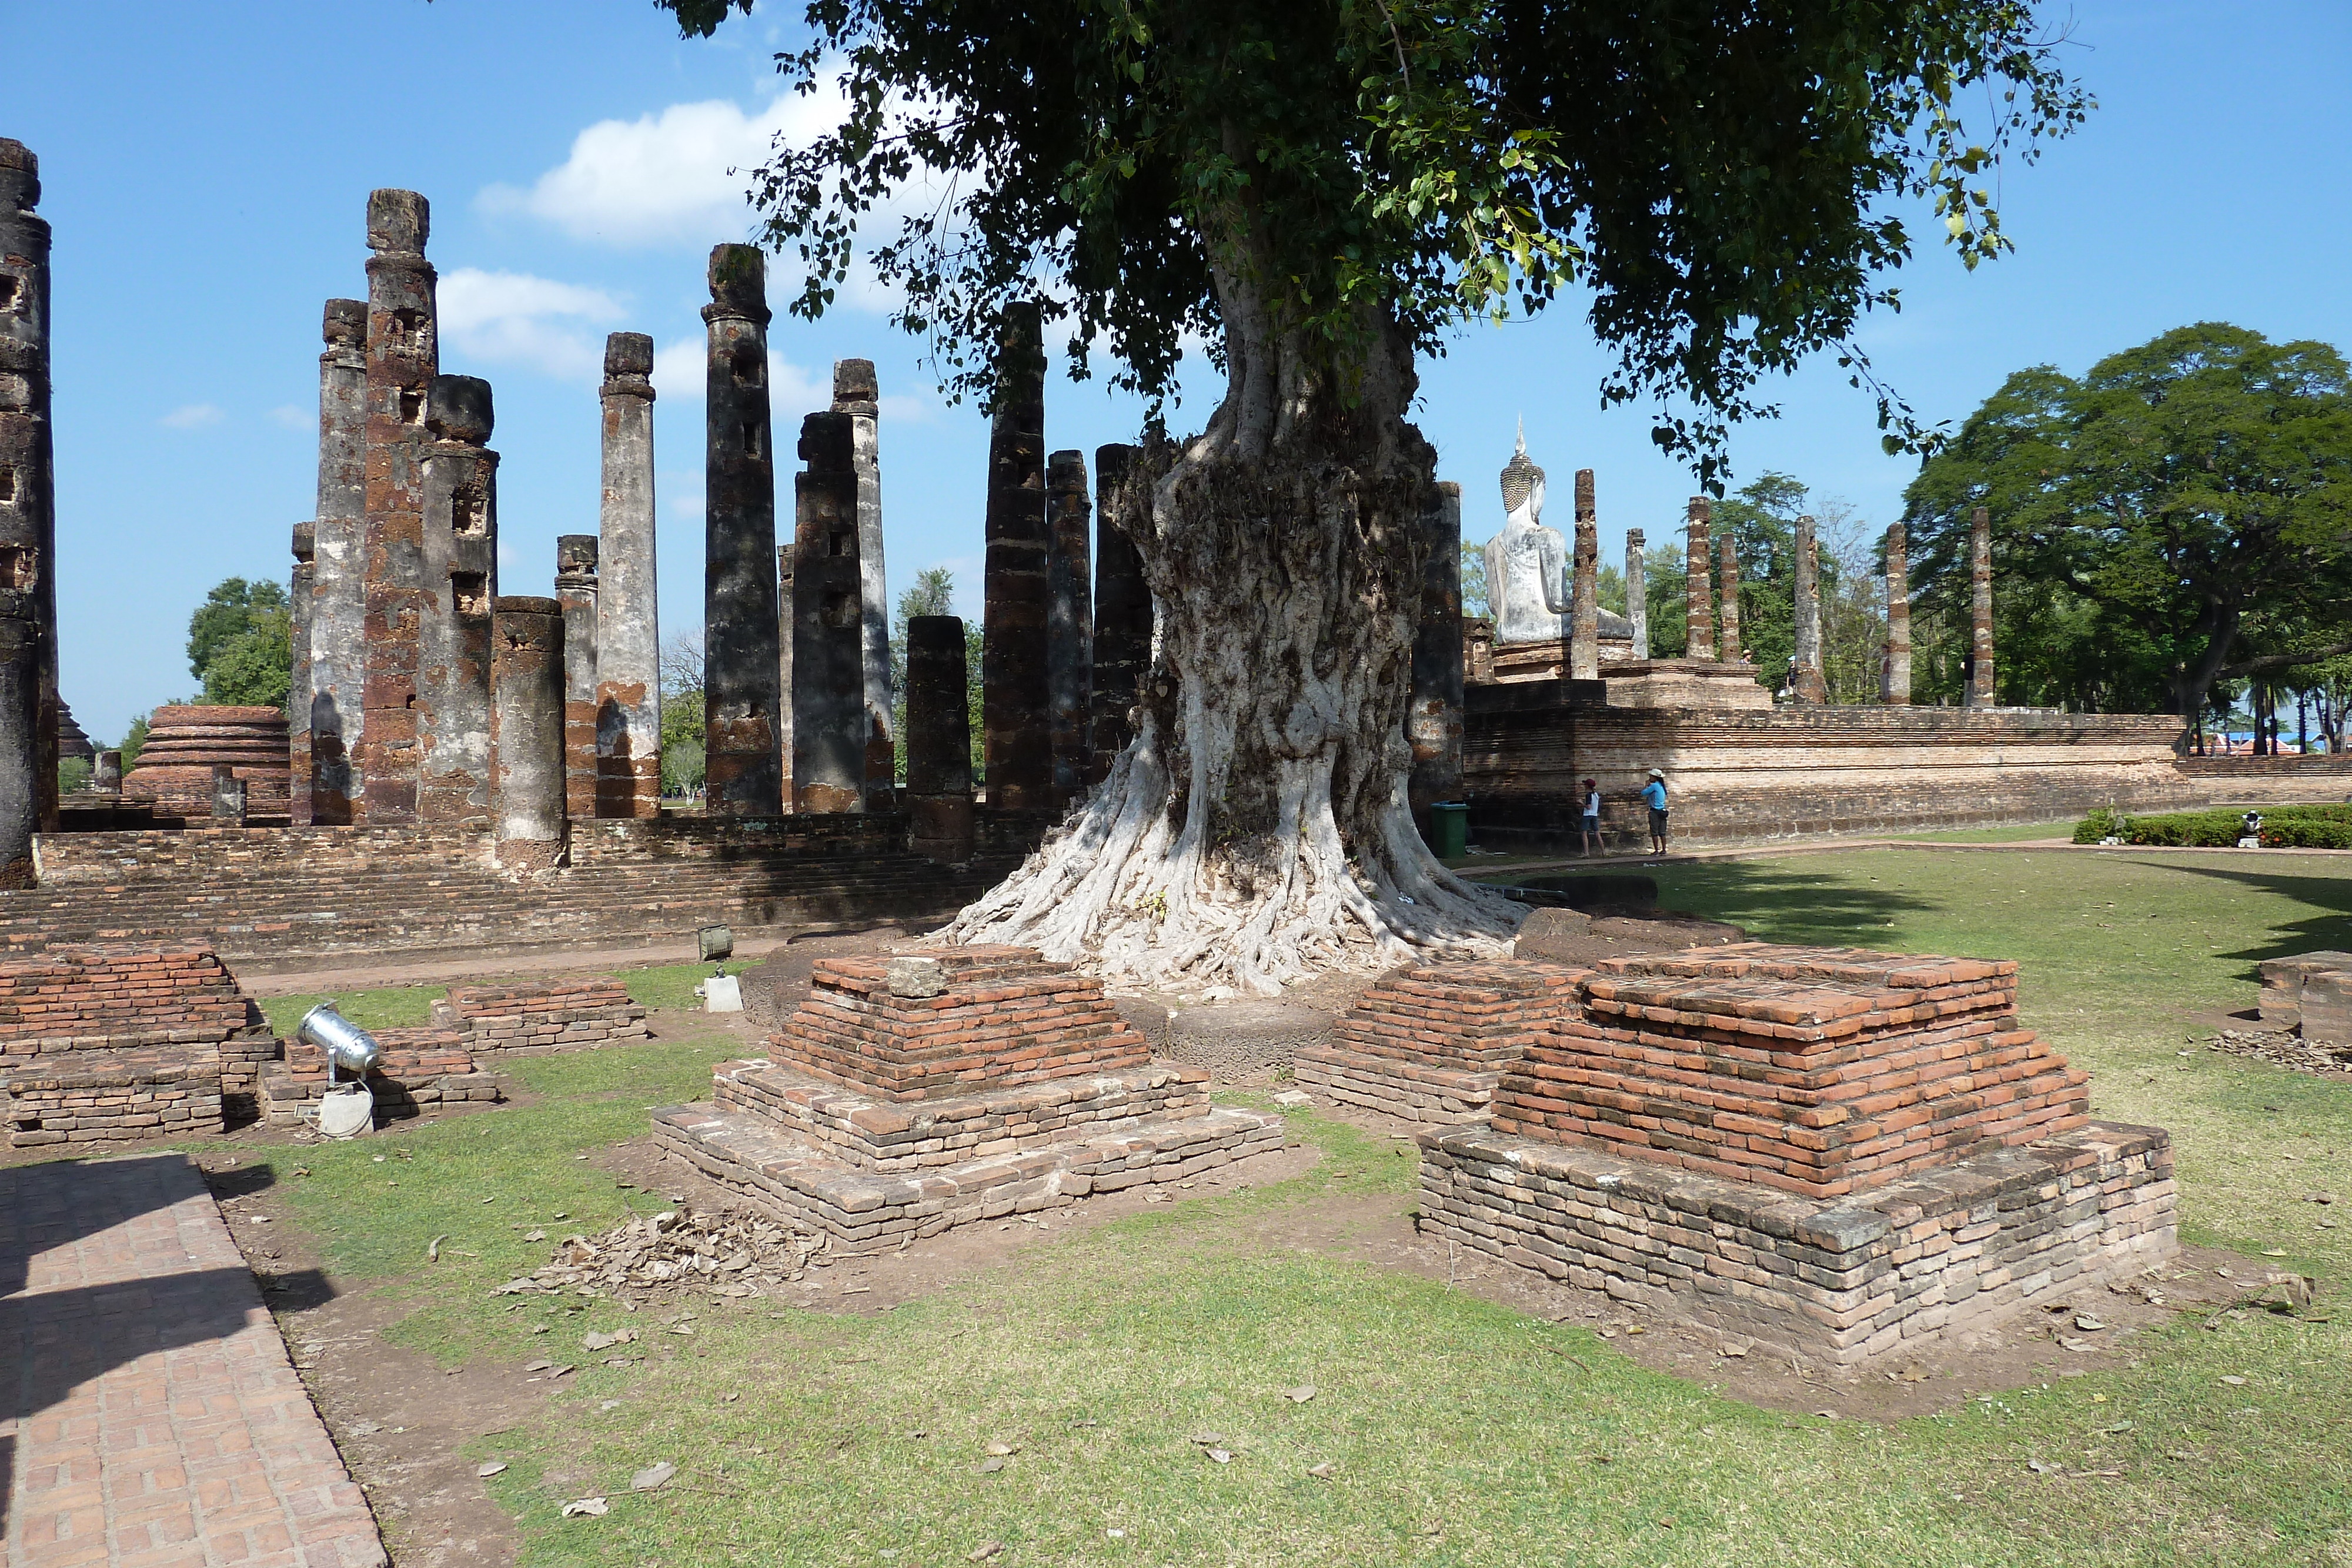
[659,630,706,796]
[119,713,151,773]
[1903,323,2352,716]
[185,577,292,709]
[667,0,2089,994]
[1643,539,1689,658]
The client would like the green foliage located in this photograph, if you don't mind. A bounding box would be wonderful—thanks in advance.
[1905,323,2352,714]
[1709,472,1814,690]
[119,714,149,773]
[2074,803,2352,850]
[57,756,90,796]
[186,577,289,687]
[664,0,2088,479]
[1642,538,1688,657]
[1457,540,1488,621]
[200,606,292,708]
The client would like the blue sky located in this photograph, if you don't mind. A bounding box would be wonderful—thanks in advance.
[12,1,2350,743]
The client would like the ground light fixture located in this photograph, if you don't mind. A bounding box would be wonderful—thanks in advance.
[298,1001,382,1138]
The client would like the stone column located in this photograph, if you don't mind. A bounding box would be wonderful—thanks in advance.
[701,244,783,816]
[1684,497,1715,661]
[0,139,56,839]
[1408,480,1464,824]
[416,375,497,828]
[1088,443,1148,785]
[1047,449,1093,806]
[1625,529,1649,660]
[92,748,119,795]
[307,299,368,824]
[980,303,1050,813]
[776,544,794,802]
[210,766,248,827]
[831,360,894,810]
[490,596,566,868]
[1882,521,1912,704]
[0,583,35,885]
[907,615,975,863]
[289,523,315,823]
[1790,514,1828,703]
[359,190,437,824]
[1716,519,1742,664]
[1568,469,1601,680]
[554,536,599,821]
[1967,505,1995,707]
[594,331,660,818]
[791,411,865,813]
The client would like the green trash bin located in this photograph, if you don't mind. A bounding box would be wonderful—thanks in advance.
[1428,801,1470,859]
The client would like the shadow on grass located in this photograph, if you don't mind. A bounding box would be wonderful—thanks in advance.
[1649,860,1937,947]
[2133,857,2352,979]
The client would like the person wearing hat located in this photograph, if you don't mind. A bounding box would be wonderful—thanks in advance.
[1579,777,1604,858]
[1641,768,1669,855]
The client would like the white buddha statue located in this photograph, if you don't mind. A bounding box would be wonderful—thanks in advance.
[1484,424,1571,644]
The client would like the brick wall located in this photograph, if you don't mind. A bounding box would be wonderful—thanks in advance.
[0,945,269,1065]
[433,978,647,1055]
[1295,959,1583,1123]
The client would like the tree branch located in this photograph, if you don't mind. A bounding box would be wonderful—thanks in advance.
[2214,640,2352,680]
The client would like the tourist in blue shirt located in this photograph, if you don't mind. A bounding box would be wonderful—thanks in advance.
[1641,768,1669,855]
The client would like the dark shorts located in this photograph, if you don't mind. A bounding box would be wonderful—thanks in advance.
[1581,814,1601,834]
[1649,807,1668,835]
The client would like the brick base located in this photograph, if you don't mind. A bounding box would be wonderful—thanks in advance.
[1416,1119,2176,1366]
[6,1047,226,1148]
[260,1028,510,1128]
[654,1063,1284,1252]
[1292,1047,1499,1124]
[432,978,649,1057]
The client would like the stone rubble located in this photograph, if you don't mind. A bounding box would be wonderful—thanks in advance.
[495,1204,830,1300]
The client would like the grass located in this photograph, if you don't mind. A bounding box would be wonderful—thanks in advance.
[1887,820,2081,843]
[256,984,446,1038]
[243,856,2352,1566]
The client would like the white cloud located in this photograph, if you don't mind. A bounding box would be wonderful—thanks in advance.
[160,403,224,430]
[438,268,627,383]
[268,405,309,431]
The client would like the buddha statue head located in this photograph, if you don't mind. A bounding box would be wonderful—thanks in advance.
[1499,419,1546,524]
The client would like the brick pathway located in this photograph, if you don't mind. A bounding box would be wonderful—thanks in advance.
[1,1154,385,1567]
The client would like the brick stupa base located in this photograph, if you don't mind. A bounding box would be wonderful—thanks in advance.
[1294,960,1581,1124]
[655,946,1284,1250]
[260,1027,512,1128]
[1416,944,2176,1366]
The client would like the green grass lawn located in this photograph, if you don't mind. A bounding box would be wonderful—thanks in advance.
[246,852,2351,1566]
[1886,820,2083,842]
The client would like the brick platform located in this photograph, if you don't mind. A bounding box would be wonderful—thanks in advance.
[5,1047,225,1148]
[1,1154,386,1565]
[658,947,1283,1250]
[1294,960,1581,1124]
[259,1027,510,1129]
[432,978,648,1056]
[1416,942,2174,1365]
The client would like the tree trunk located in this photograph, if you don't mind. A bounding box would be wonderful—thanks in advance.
[2170,600,2241,719]
[940,269,1519,997]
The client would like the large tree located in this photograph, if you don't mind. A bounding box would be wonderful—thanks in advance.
[669,0,2088,995]
[1903,323,2352,717]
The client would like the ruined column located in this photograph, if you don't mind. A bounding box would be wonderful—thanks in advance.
[0,583,36,885]
[593,331,660,818]
[1790,514,1828,704]
[1684,497,1715,661]
[1716,519,1742,664]
[306,299,369,825]
[415,375,497,828]
[1882,521,1912,704]
[1625,529,1649,660]
[1408,480,1464,825]
[91,748,119,795]
[831,360,894,810]
[907,615,975,863]
[554,536,599,821]
[1967,505,1995,707]
[1088,443,1148,785]
[0,139,56,838]
[359,190,437,824]
[980,302,1051,814]
[791,412,864,813]
[210,767,248,827]
[289,523,315,823]
[1568,468,1601,680]
[702,244,783,816]
[1046,449,1093,805]
[490,596,566,868]
[776,544,794,801]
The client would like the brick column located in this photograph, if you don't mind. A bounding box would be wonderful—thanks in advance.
[1882,521,1912,704]
[1408,480,1464,825]
[307,299,368,825]
[289,523,315,823]
[1790,513,1828,703]
[593,331,660,818]
[1047,448,1092,807]
[0,139,56,840]
[1625,529,1648,660]
[701,244,783,816]
[1715,518,1742,664]
[490,596,566,868]
[980,302,1050,813]
[907,615,974,862]
[554,535,598,821]
[1087,442,1147,785]
[1684,497,1715,661]
[831,360,894,810]
[359,189,437,823]
[416,375,497,828]
[1967,505,1994,707]
[791,412,864,813]
[0,582,35,885]
[1569,468,1600,680]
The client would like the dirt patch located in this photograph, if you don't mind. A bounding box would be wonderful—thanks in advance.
[1512,910,1750,968]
